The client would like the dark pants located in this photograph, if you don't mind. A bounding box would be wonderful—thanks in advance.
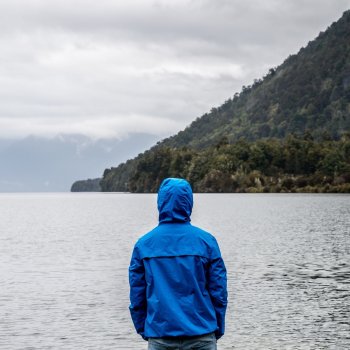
[148,332,217,350]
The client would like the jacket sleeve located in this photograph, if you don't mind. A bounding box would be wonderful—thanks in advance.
[129,245,147,340]
[208,241,228,340]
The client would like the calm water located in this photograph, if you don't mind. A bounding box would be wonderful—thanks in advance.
[0,193,349,350]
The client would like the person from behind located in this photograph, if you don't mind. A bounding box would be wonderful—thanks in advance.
[129,178,227,350]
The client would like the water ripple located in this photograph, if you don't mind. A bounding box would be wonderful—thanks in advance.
[0,193,349,350]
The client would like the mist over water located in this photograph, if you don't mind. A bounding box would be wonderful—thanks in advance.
[0,193,349,350]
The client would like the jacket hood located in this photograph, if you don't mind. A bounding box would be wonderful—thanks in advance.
[157,178,193,223]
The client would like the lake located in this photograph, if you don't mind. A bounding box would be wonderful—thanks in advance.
[0,193,349,350]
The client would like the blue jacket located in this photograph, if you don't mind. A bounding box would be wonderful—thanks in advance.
[129,178,227,340]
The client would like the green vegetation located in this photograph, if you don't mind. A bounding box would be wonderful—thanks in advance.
[71,178,101,192]
[161,10,350,149]
[74,10,350,193]
[100,134,350,193]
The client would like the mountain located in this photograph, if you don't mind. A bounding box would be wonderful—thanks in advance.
[161,10,350,149]
[96,11,350,193]
[0,133,159,192]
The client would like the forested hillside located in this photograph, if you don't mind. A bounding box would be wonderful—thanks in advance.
[161,10,350,149]
[77,11,350,193]
[101,135,350,193]
[71,178,101,192]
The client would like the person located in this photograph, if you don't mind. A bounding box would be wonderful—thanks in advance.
[129,178,227,350]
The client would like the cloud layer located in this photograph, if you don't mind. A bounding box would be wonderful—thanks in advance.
[0,0,349,139]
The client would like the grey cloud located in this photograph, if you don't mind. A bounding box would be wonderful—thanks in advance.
[0,0,349,140]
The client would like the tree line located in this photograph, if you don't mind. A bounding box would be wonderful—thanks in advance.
[100,134,350,193]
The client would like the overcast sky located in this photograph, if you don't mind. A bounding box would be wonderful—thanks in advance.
[0,0,349,141]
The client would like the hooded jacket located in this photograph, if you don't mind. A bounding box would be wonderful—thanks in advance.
[129,178,227,340]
